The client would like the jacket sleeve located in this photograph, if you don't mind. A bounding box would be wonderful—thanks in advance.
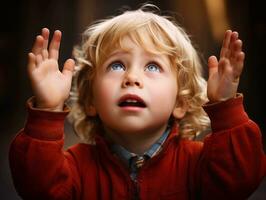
[197,94,266,199]
[9,97,81,200]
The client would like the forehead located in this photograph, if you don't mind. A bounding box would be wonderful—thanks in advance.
[94,18,177,68]
[102,35,172,62]
[101,38,173,71]
[109,36,155,55]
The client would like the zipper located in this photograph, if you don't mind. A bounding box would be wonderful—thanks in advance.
[132,178,140,200]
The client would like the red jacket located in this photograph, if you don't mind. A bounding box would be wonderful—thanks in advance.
[9,96,266,200]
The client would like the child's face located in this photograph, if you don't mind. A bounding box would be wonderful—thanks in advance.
[91,36,178,136]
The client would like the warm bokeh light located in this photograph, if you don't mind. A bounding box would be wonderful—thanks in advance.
[204,0,230,42]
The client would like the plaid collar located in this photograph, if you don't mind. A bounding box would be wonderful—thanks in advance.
[111,126,171,167]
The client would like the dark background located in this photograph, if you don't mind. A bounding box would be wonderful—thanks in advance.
[0,0,265,199]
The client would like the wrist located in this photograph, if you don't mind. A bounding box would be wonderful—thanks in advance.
[27,96,69,113]
[35,105,64,112]
[208,94,237,104]
[35,99,64,112]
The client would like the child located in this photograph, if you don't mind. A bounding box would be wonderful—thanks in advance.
[9,4,266,200]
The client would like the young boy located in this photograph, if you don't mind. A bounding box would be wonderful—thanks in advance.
[9,5,266,200]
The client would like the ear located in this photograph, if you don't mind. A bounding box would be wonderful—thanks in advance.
[172,102,188,119]
[86,105,97,117]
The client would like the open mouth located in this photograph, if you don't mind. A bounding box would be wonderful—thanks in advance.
[118,94,146,108]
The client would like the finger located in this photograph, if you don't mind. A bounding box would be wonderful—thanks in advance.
[217,58,232,78]
[235,52,245,76]
[42,28,50,49]
[41,28,50,60]
[228,32,239,56]
[234,39,243,51]
[230,31,239,43]
[220,30,232,58]
[27,53,36,74]
[237,52,245,63]
[62,59,75,80]
[208,56,218,77]
[42,49,49,60]
[48,30,62,60]
[32,35,44,55]
[232,40,243,59]
[208,55,218,68]
[36,54,43,66]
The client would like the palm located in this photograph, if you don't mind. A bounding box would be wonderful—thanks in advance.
[28,28,74,111]
[31,59,71,109]
[207,30,245,102]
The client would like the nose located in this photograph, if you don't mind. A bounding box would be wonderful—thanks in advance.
[122,70,143,88]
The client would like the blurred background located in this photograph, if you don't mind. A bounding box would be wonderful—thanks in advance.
[0,0,265,199]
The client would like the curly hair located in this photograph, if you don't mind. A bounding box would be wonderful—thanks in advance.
[68,4,210,143]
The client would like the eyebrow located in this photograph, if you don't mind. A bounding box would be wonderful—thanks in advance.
[108,49,165,60]
[105,49,171,68]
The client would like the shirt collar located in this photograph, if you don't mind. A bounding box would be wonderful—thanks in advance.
[111,126,171,167]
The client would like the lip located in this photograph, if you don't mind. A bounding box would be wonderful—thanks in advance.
[118,94,146,108]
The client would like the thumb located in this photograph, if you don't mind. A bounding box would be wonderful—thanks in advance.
[62,59,75,79]
[208,55,218,77]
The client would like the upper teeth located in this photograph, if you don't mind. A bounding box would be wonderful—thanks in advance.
[125,99,138,103]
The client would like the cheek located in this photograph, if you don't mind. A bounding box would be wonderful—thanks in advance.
[92,77,119,112]
[93,82,111,105]
[149,78,177,111]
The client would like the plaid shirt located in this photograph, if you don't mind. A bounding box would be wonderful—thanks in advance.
[111,126,170,181]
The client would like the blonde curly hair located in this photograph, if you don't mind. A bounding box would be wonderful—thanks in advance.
[68,4,210,143]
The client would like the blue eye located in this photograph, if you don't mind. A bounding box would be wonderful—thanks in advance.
[109,62,125,71]
[145,63,160,72]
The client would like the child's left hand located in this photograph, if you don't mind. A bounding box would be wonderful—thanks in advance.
[207,30,245,102]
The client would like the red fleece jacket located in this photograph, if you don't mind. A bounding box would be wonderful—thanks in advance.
[9,96,266,200]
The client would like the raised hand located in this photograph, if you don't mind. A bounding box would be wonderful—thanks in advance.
[207,30,245,103]
[27,28,75,111]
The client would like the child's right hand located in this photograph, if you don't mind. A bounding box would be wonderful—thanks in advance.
[27,28,75,111]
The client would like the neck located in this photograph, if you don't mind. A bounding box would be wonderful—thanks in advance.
[103,124,168,154]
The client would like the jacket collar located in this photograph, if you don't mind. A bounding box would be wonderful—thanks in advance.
[94,122,180,160]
